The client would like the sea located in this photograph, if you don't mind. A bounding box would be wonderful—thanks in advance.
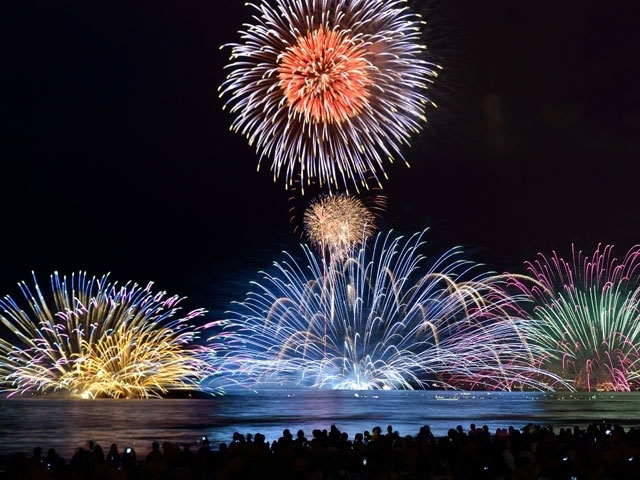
[1,389,640,461]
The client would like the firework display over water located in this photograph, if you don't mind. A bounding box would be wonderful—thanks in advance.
[1,0,639,414]
[0,272,217,398]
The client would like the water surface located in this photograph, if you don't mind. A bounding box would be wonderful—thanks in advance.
[2,390,640,460]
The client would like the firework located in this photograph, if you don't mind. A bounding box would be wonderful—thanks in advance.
[512,245,640,392]
[220,0,439,192]
[288,179,387,243]
[217,231,565,391]
[303,194,377,258]
[0,272,218,399]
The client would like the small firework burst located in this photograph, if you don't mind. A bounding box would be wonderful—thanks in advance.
[512,245,640,391]
[288,177,387,242]
[217,231,566,391]
[0,272,218,398]
[220,0,439,191]
[303,194,377,258]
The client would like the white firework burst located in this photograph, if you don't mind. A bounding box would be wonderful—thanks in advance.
[220,0,440,192]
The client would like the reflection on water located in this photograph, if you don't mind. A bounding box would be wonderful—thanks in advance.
[2,390,640,460]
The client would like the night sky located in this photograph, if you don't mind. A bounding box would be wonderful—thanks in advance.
[3,0,639,319]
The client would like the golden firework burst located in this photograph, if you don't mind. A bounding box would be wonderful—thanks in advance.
[303,194,376,257]
[0,272,217,399]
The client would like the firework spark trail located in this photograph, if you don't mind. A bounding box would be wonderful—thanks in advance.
[216,231,567,391]
[511,245,640,391]
[220,0,440,192]
[0,272,220,398]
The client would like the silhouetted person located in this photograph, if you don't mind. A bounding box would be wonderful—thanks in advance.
[295,429,307,447]
[107,443,120,464]
[29,446,42,465]
[146,441,162,462]
[278,428,293,447]
[93,444,105,462]
[255,433,266,446]
[218,442,228,457]
[70,447,90,476]
[46,447,64,471]
[10,420,640,480]
[329,424,340,442]
[121,446,137,473]
[198,436,211,456]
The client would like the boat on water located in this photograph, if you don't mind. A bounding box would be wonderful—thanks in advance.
[435,395,459,401]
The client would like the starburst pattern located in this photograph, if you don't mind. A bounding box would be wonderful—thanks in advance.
[512,245,640,391]
[278,27,372,125]
[0,272,218,398]
[217,231,566,391]
[303,194,376,258]
[220,0,439,191]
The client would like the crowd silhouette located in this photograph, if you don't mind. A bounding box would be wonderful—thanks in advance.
[3,422,640,479]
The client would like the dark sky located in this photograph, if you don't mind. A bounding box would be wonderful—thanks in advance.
[3,0,639,318]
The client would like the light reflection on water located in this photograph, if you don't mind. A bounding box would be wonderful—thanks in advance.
[1,390,640,460]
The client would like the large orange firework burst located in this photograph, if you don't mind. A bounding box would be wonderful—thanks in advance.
[221,0,439,192]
